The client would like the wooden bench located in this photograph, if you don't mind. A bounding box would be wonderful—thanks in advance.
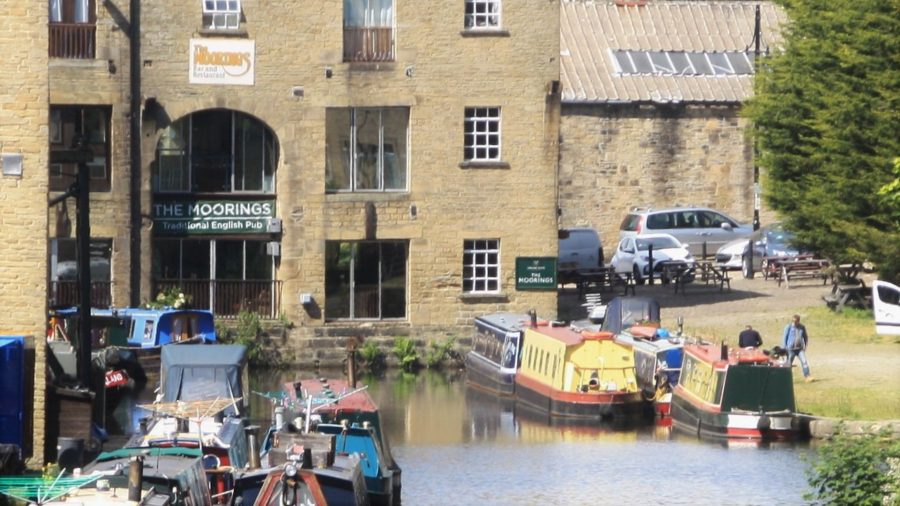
[773,258,832,288]
[577,268,635,297]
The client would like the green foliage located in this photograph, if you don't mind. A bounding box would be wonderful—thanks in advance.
[424,336,458,369]
[357,340,387,371]
[219,309,265,364]
[744,0,900,283]
[392,336,419,372]
[804,430,900,505]
[144,287,190,309]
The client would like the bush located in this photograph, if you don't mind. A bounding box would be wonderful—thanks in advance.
[424,336,458,369]
[219,310,265,364]
[357,340,386,371]
[805,430,900,505]
[145,287,190,309]
[392,336,419,373]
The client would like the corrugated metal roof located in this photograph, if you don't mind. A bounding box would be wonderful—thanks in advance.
[561,0,787,104]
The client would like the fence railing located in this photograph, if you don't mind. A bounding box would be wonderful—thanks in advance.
[49,23,96,59]
[153,279,283,319]
[49,281,112,308]
[343,26,394,62]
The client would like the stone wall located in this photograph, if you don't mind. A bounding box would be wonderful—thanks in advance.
[559,103,777,255]
[0,0,49,467]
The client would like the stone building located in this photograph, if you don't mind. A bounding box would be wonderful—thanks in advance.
[0,0,49,467]
[45,0,562,368]
[558,0,786,254]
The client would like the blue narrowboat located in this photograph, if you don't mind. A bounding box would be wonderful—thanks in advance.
[0,336,25,474]
[465,312,532,396]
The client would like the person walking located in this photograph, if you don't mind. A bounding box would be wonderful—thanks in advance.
[782,314,813,382]
[738,325,763,348]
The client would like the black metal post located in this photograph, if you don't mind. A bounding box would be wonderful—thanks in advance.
[129,0,143,306]
[746,238,755,279]
[76,159,92,387]
[648,245,654,286]
[752,5,762,231]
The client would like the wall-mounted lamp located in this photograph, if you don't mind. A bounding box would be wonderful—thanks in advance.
[1,153,23,177]
[300,293,313,306]
[409,204,417,219]
[325,67,333,78]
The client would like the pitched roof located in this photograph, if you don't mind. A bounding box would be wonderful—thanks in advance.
[560,0,787,104]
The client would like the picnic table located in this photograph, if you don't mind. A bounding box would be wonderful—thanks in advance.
[672,261,729,294]
[822,263,871,312]
[770,257,832,288]
[576,267,635,297]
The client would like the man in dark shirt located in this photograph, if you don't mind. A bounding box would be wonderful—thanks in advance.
[738,325,763,348]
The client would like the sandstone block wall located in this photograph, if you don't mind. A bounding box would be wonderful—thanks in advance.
[0,0,49,467]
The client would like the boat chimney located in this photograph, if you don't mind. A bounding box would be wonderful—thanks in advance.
[529,309,537,328]
[274,406,285,430]
[720,342,728,360]
[302,447,313,469]
[128,456,143,502]
[245,425,261,470]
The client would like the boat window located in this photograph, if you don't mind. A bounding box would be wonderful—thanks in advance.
[551,356,557,379]
[501,335,518,369]
[714,370,726,404]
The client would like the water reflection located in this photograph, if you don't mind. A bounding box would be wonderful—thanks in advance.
[246,368,813,505]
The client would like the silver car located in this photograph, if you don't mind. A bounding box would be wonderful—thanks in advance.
[619,206,754,257]
[715,222,806,278]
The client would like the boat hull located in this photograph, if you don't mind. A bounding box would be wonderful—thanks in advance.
[670,389,802,440]
[465,352,516,396]
[515,373,648,421]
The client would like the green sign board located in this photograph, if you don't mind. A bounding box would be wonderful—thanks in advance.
[152,199,275,236]
[515,257,557,291]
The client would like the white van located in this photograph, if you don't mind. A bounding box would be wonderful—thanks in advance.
[873,280,900,335]
[558,228,604,283]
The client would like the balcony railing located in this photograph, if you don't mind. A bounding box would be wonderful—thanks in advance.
[343,26,394,62]
[153,279,283,319]
[49,23,96,59]
[49,281,112,308]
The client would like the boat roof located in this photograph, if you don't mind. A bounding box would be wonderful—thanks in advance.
[161,344,246,368]
[475,313,532,332]
[684,341,774,366]
[52,307,214,318]
[526,324,587,346]
[601,297,661,335]
[160,345,247,412]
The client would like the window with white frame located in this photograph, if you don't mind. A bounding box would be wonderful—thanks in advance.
[203,0,241,30]
[325,107,409,192]
[464,107,501,162]
[463,239,500,293]
[465,0,501,29]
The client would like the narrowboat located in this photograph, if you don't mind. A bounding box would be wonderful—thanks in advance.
[0,447,213,505]
[600,297,684,416]
[514,323,647,421]
[670,341,805,440]
[48,306,217,387]
[465,312,532,396]
[268,377,400,505]
[127,344,250,503]
[0,336,25,474]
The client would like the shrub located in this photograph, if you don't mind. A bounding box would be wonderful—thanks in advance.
[392,336,419,373]
[357,340,386,371]
[219,310,265,364]
[804,430,900,505]
[424,336,458,369]
[145,287,190,309]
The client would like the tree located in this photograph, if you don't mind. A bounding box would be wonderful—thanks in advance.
[744,0,900,282]
[804,431,900,505]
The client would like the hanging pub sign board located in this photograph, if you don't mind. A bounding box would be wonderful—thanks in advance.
[515,257,557,291]
[189,38,255,86]
[153,199,275,236]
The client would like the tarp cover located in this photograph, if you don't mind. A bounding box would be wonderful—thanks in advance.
[601,297,661,335]
[160,345,247,416]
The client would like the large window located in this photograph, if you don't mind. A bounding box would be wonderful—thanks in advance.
[202,0,241,30]
[49,238,112,307]
[464,107,501,162]
[49,0,96,58]
[326,108,408,192]
[464,0,501,30]
[463,239,500,293]
[50,106,110,192]
[325,241,407,320]
[153,239,277,317]
[343,0,394,62]
[155,110,277,193]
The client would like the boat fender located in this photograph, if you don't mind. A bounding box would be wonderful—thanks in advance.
[757,416,771,431]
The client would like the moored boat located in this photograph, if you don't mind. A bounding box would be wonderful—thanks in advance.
[465,312,532,396]
[670,341,805,440]
[600,297,684,416]
[514,323,647,421]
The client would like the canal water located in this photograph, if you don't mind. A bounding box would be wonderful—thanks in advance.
[247,367,815,506]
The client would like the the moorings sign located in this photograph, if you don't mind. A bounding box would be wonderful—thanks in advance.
[515,257,557,291]
[153,199,275,236]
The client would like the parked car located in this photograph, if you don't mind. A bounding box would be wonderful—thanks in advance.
[610,233,696,285]
[873,280,900,336]
[715,222,806,278]
[558,228,604,284]
[619,206,754,257]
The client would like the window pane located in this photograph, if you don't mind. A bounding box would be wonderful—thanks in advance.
[382,108,407,190]
[381,242,407,318]
[181,240,210,279]
[325,242,352,320]
[216,240,244,280]
[669,52,692,75]
[728,52,753,74]
[153,240,182,279]
[630,51,653,73]
[326,109,352,191]
[687,53,711,75]
[649,51,673,73]
[245,241,271,280]
[707,52,731,75]
[192,110,233,192]
[355,109,380,190]
[235,115,264,191]
[354,242,380,318]
[157,123,189,192]
[612,51,634,73]
[464,107,501,161]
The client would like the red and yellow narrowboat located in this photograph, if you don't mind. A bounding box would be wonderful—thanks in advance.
[514,324,647,420]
